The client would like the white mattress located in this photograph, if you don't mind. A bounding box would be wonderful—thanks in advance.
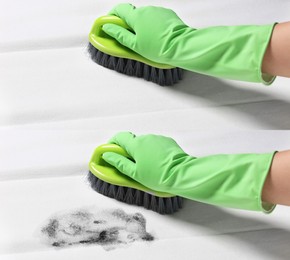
[1,0,290,259]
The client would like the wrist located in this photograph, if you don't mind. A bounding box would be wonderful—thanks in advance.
[262,150,290,206]
[262,22,290,78]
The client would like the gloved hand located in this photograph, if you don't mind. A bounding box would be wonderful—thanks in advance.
[102,132,276,213]
[102,3,276,84]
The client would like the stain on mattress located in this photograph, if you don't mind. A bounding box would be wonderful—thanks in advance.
[40,208,154,250]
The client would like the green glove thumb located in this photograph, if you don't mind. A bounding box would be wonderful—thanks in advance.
[102,151,136,178]
[102,24,136,50]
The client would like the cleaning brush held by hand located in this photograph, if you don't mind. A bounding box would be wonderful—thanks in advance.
[92,3,277,85]
[88,15,183,86]
[87,143,183,214]
[100,132,276,214]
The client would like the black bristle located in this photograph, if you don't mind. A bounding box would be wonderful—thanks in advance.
[172,68,179,84]
[177,68,183,80]
[143,193,150,209]
[158,198,166,215]
[108,184,117,198]
[178,196,183,208]
[95,178,103,192]
[95,50,103,64]
[143,64,151,81]
[157,69,166,86]
[124,188,135,204]
[172,197,180,212]
[100,53,109,67]
[108,55,117,70]
[150,196,158,212]
[165,69,174,86]
[87,43,183,86]
[115,58,125,73]
[87,171,97,187]
[116,186,126,202]
[165,197,173,214]
[150,67,158,84]
[134,62,144,78]
[134,190,144,206]
[124,59,135,76]
[99,181,109,196]
[87,171,183,214]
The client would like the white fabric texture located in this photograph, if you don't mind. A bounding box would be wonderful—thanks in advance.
[1,0,290,259]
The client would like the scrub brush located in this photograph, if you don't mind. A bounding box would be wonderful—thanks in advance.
[88,15,183,86]
[87,143,183,214]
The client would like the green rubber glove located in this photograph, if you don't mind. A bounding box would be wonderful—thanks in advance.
[102,132,276,213]
[102,3,276,85]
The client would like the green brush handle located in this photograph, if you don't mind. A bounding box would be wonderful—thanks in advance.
[88,15,174,69]
[90,15,129,39]
[89,143,175,198]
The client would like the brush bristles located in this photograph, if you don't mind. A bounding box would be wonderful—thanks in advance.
[87,171,183,215]
[87,43,183,86]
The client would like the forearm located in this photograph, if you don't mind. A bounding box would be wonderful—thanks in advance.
[262,21,290,78]
[262,150,290,206]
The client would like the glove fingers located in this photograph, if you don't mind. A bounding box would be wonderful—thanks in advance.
[108,132,137,157]
[102,24,136,50]
[102,152,136,179]
[108,3,136,29]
